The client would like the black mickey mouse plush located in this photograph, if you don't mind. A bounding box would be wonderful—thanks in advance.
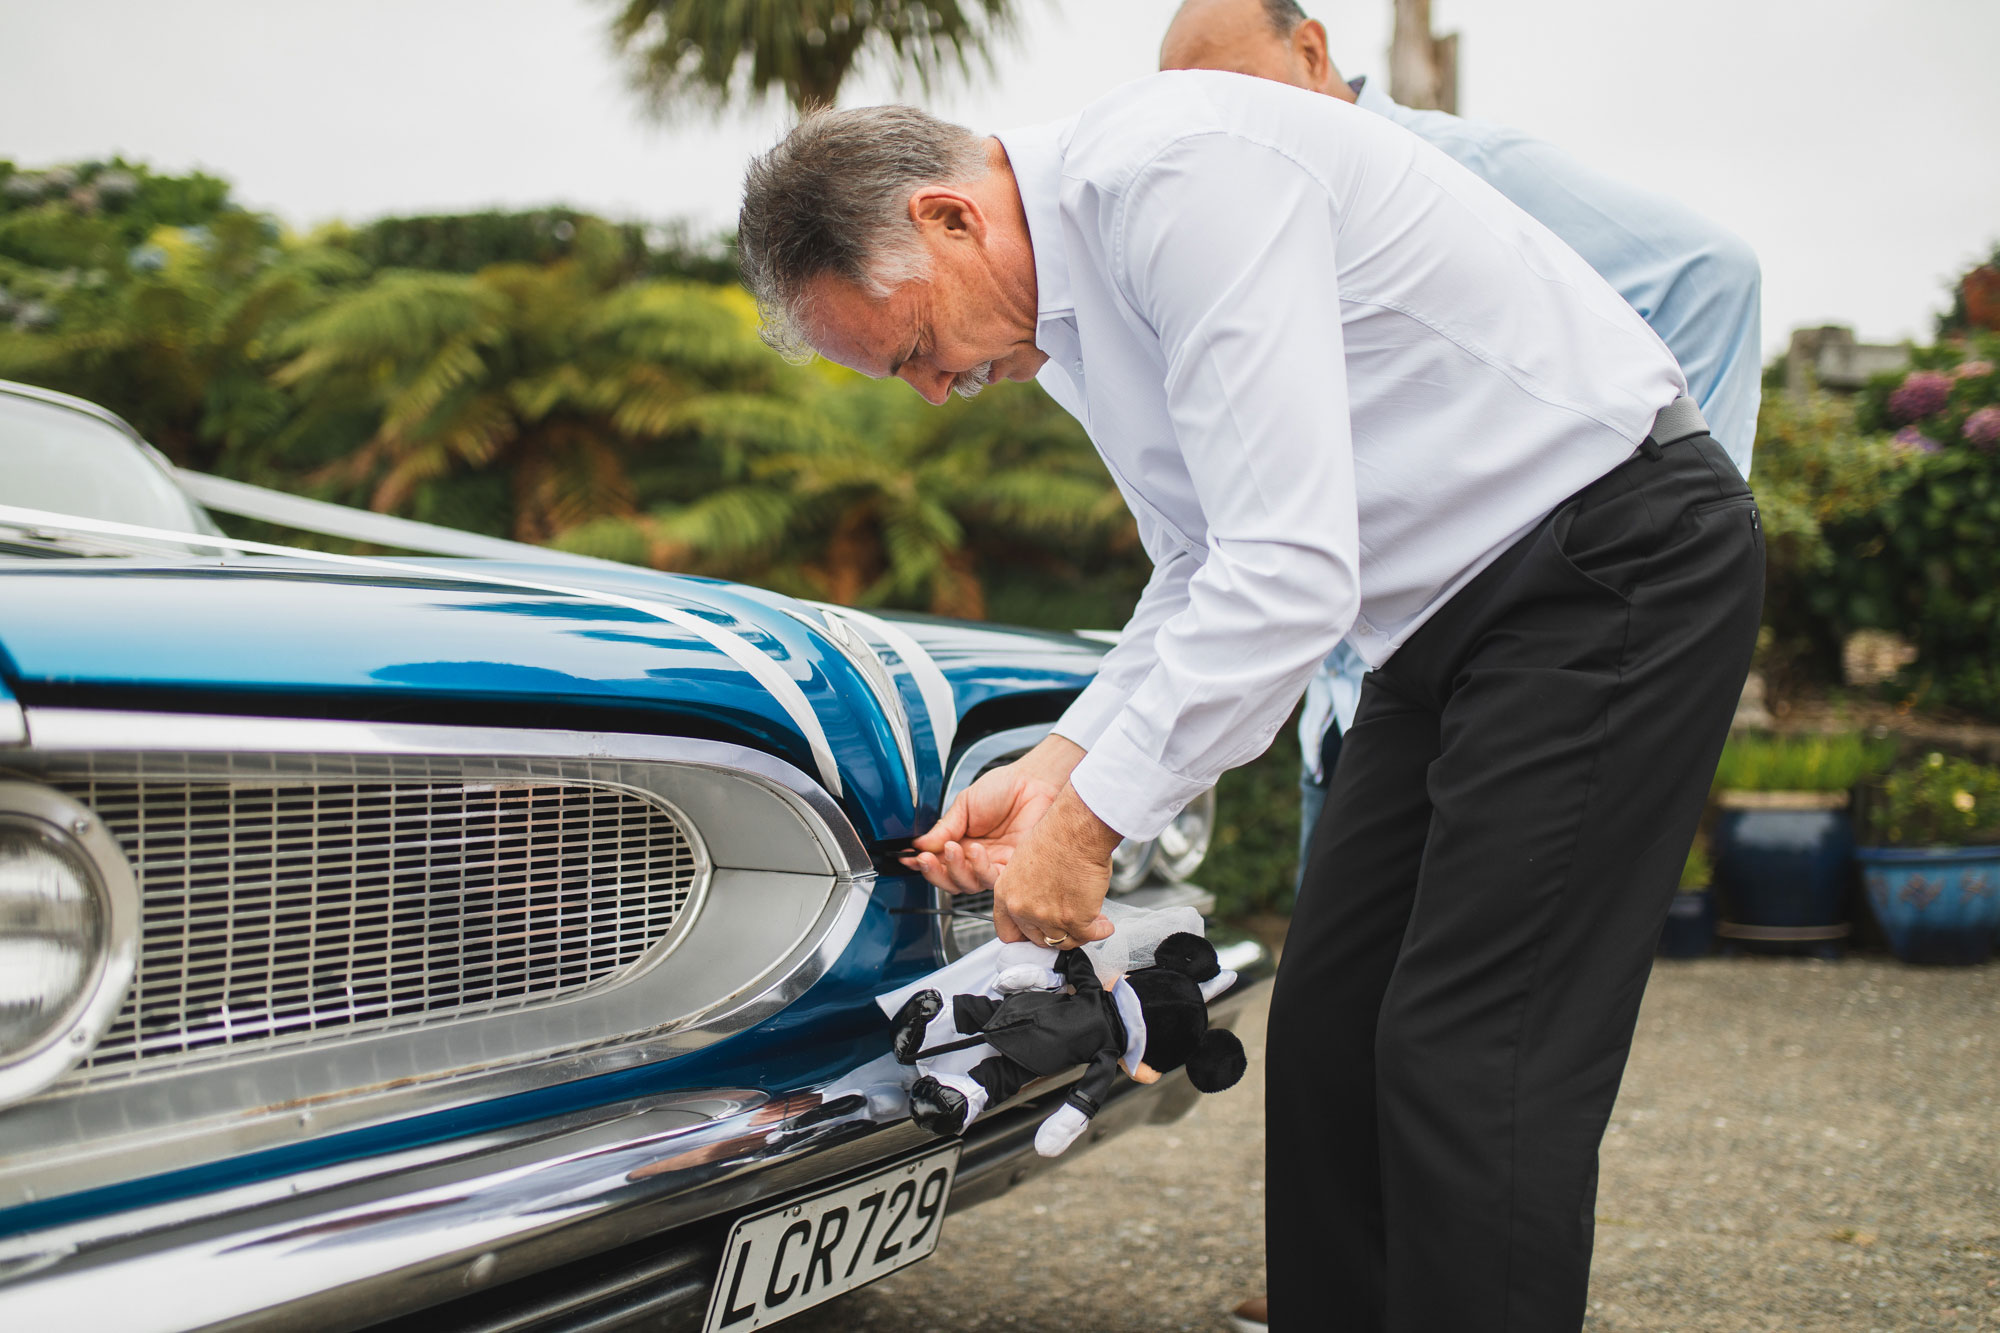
[889,931,1247,1157]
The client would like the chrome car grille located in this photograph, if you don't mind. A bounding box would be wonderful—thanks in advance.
[50,777,700,1084]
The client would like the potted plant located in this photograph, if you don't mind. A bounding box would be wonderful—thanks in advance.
[1854,753,2000,964]
[1657,836,1715,958]
[1709,732,1897,957]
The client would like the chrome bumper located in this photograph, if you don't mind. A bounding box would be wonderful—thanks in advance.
[0,948,1270,1333]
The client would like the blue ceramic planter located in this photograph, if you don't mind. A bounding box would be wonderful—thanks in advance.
[1712,793,1854,953]
[1854,845,2000,965]
[1657,889,1716,958]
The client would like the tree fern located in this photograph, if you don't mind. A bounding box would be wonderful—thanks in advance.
[606,0,1020,116]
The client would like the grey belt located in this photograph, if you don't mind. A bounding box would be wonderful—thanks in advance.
[1646,395,1709,448]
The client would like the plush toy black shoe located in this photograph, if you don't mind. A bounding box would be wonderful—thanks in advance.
[907,1074,970,1136]
[892,989,944,1065]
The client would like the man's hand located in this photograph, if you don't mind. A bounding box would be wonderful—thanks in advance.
[901,735,1085,895]
[991,785,1122,949]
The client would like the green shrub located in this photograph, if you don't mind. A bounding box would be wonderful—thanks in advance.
[1934,241,1999,339]
[1679,836,1712,891]
[1747,390,1914,689]
[1861,752,2000,847]
[334,210,737,285]
[1201,708,1304,921]
[1712,731,1897,793]
[0,157,233,260]
[1825,332,2000,716]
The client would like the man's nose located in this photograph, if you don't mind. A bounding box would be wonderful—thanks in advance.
[899,362,954,406]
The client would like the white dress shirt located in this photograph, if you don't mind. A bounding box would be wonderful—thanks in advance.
[997,71,1685,840]
[1297,77,1765,779]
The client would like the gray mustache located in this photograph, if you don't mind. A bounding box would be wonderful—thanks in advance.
[951,362,994,399]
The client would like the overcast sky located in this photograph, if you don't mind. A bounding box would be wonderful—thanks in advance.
[5,0,1997,355]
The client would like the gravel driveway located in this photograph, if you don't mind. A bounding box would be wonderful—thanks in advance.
[783,957,1999,1332]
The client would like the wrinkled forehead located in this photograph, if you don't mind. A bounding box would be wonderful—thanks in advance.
[798,274,915,378]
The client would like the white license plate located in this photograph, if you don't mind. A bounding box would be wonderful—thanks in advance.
[702,1143,962,1332]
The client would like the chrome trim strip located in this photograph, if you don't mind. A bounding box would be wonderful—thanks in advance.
[940,723,1054,812]
[0,505,845,797]
[815,604,959,765]
[174,470,633,570]
[0,952,1273,1332]
[1,712,875,1206]
[20,710,869,877]
[0,1086,770,1276]
[0,1084,828,1331]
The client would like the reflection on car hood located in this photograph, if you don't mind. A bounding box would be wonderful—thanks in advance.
[0,552,1102,843]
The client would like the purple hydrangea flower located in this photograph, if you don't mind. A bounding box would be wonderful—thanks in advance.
[1893,426,1942,454]
[1954,360,1995,380]
[1887,370,1954,423]
[1963,405,2000,450]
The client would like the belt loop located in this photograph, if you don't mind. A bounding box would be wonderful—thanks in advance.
[1638,438,1665,461]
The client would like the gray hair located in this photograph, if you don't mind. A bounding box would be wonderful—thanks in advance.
[1260,0,1309,36]
[738,104,988,361]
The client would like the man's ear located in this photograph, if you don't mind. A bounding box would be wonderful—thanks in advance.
[909,186,985,244]
[1294,19,1334,93]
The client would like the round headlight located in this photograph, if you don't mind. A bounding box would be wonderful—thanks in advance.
[1153,788,1216,883]
[0,824,104,1048]
[1107,835,1156,893]
[0,783,137,1107]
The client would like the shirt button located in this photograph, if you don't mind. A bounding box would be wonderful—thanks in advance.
[1073,361,1084,375]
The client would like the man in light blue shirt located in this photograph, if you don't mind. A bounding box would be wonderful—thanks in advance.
[1160,0,1762,877]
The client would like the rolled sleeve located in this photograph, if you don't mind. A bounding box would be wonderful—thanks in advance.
[1071,711,1216,840]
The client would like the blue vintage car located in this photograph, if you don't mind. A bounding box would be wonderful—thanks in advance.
[0,379,1268,1331]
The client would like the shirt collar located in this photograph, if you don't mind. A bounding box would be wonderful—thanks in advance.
[1110,977,1147,1072]
[1350,73,1397,117]
[993,118,1076,324]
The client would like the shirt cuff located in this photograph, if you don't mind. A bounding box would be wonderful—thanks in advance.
[1067,715,1213,842]
[1053,677,1131,752]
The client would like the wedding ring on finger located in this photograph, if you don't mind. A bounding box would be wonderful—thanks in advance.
[1041,933,1070,947]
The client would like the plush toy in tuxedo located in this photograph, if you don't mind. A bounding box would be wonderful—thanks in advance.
[887,930,1247,1157]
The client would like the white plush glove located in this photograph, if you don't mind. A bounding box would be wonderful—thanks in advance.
[994,964,1064,994]
[993,941,1060,969]
[1034,1103,1091,1158]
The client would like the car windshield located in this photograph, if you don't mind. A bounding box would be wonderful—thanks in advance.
[0,390,213,534]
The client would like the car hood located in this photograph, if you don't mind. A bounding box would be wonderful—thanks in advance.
[0,553,1104,844]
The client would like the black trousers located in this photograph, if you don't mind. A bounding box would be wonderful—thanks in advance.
[1266,434,1764,1332]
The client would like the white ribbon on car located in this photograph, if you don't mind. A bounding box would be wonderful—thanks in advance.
[810,602,958,763]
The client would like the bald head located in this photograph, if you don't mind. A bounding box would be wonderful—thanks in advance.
[1159,0,1351,99]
